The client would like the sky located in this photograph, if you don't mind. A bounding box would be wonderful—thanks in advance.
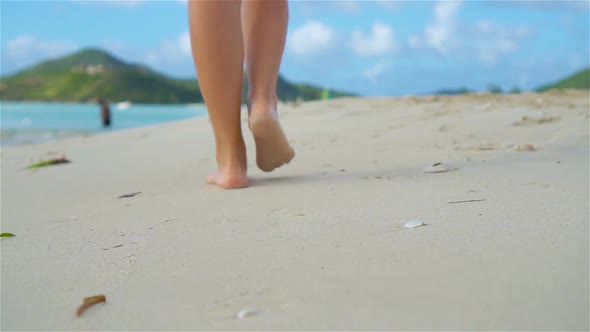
[1,0,589,96]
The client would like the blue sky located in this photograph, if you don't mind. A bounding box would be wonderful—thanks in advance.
[1,0,588,96]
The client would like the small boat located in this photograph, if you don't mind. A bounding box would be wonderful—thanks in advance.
[116,101,132,110]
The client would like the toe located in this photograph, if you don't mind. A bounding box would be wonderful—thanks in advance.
[205,173,217,185]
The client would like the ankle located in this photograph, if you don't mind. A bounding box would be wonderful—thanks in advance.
[247,94,277,109]
[216,142,246,167]
[218,155,246,172]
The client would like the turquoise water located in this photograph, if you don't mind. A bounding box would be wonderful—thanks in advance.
[0,101,207,145]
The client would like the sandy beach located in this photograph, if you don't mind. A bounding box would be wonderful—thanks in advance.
[1,91,588,330]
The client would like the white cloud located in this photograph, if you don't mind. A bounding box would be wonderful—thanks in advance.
[478,39,517,65]
[475,20,533,65]
[1,35,78,73]
[287,21,335,56]
[145,31,192,66]
[363,59,392,81]
[5,35,78,61]
[409,0,463,54]
[350,22,396,56]
[408,3,533,65]
[178,31,192,56]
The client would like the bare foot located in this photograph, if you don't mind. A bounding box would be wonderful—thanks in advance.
[205,164,249,189]
[248,100,295,172]
[205,146,249,189]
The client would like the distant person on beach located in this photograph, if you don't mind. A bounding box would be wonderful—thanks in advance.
[188,0,295,189]
[98,98,111,128]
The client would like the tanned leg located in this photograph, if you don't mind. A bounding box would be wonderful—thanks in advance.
[188,0,248,188]
[241,0,295,172]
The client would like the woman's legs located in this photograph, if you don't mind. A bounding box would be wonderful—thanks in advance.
[242,0,295,172]
[188,0,248,189]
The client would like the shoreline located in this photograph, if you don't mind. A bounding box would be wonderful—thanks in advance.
[0,128,96,146]
[1,101,209,146]
[0,99,208,106]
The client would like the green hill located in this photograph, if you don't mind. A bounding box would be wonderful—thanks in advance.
[537,67,590,91]
[0,48,354,104]
[0,49,202,103]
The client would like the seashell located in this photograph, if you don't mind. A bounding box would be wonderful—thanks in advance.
[403,220,426,229]
[423,162,454,173]
[480,103,494,111]
[513,144,536,152]
[236,308,262,319]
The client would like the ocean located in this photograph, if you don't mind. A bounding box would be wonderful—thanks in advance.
[0,101,207,145]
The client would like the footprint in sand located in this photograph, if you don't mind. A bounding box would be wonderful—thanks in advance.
[423,162,457,173]
[479,103,496,111]
[206,287,288,321]
[388,124,404,130]
[513,144,536,152]
[370,133,382,139]
[513,115,561,126]
[455,143,503,151]
[526,181,551,189]
[270,208,306,217]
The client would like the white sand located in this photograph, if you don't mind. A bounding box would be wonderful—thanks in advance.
[1,91,589,330]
